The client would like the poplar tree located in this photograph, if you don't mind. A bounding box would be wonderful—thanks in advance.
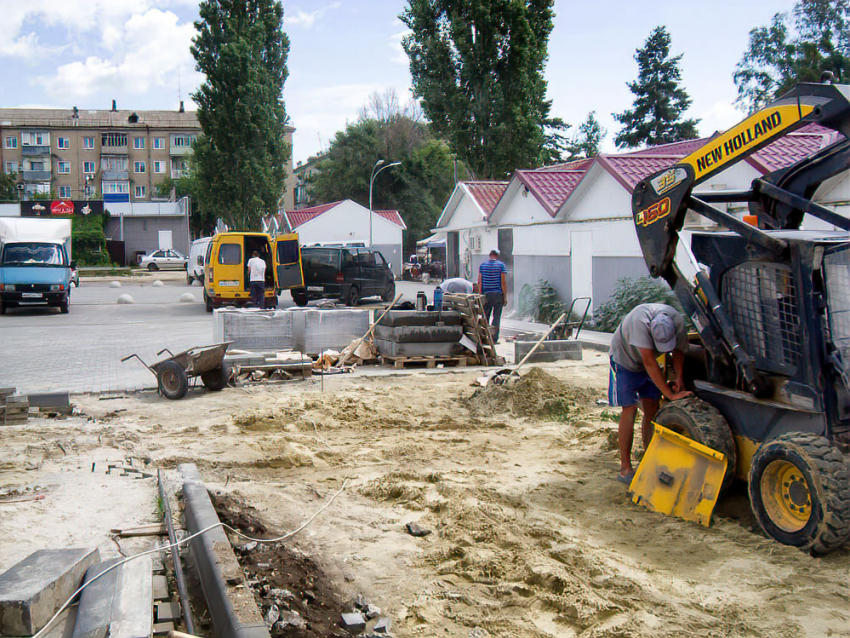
[191,0,290,230]
[613,26,699,149]
[400,0,556,179]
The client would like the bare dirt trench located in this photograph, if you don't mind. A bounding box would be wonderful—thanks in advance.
[1,350,849,638]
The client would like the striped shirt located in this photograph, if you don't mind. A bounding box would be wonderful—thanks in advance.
[479,259,507,293]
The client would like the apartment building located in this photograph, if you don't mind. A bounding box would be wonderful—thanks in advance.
[0,103,296,208]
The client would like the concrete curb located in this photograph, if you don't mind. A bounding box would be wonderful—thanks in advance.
[577,339,610,353]
[180,464,269,638]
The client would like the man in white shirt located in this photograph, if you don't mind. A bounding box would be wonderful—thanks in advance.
[247,250,267,308]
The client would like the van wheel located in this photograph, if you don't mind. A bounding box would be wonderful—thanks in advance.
[382,281,396,302]
[346,286,360,307]
[293,293,308,307]
[60,295,70,314]
[187,273,193,285]
[204,292,213,313]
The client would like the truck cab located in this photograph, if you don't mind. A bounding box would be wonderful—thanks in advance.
[0,219,74,315]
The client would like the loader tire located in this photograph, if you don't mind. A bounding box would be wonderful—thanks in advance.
[748,432,850,554]
[654,397,736,490]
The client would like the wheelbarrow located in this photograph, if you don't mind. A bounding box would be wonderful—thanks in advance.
[122,342,232,400]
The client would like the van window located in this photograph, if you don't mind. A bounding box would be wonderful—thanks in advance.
[205,242,213,264]
[218,243,241,265]
[277,239,299,264]
[342,249,356,267]
[356,250,376,266]
[302,248,338,268]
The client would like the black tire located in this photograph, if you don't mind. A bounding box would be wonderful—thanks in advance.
[293,292,308,307]
[204,291,213,313]
[60,294,69,314]
[157,361,189,400]
[654,397,737,490]
[748,432,850,554]
[187,273,193,285]
[265,295,278,309]
[148,263,159,272]
[382,281,396,302]
[345,285,360,307]
[201,364,230,391]
[0,300,5,315]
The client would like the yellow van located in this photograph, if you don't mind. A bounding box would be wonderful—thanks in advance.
[203,232,303,311]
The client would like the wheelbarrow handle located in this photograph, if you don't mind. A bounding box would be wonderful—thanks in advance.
[157,348,175,357]
[121,353,153,373]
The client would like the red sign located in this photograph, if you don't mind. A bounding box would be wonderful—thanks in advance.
[51,200,75,216]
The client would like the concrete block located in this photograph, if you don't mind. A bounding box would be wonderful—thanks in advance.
[377,310,462,328]
[374,324,463,344]
[513,339,582,363]
[375,339,462,358]
[290,309,370,355]
[152,575,168,601]
[152,622,173,636]
[373,617,392,633]
[0,547,100,636]
[339,612,366,633]
[72,556,152,638]
[154,601,179,623]
[27,393,72,415]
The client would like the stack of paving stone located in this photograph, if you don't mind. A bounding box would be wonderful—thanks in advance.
[375,310,465,358]
[3,393,28,426]
[0,388,14,424]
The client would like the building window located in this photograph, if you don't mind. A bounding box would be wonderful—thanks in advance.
[22,131,49,146]
[83,161,95,174]
[101,156,128,171]
[83,136,95,149]
[5,161,18,175]
[101,132,127,147]
[171,158,189,178]
[134,161,146,173]
[27,160,45,171]
[153,160,165,174]
[171,134,195,147]
[58,186,71,198]
[58,161,71,174]
[133,137,145,150]
[102,181,129,195]
[5,136,18,149]
[57,137,70,150]
[134,185,147,198]
[154,137,165,150]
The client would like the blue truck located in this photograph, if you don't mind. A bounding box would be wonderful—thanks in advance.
[0,218,74,315]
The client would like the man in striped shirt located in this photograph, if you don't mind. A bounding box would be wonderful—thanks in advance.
[478,249,508,342]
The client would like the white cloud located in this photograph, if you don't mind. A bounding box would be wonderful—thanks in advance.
[285,2,340,29]
[698,100,746,137]
[389,28,411,65]
[36,8,201,102]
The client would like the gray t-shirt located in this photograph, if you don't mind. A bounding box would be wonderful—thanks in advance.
[609,303,688,372]
[440,278,474,294]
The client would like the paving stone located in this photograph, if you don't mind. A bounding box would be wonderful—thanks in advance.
[152,575,169,601]
[364,604,381,619]
[340,612,366,634]
[72,555,153,638]
[152,622,174,635]
[373,617,392,633]
[154,601,180,623]
[0,547,100,636]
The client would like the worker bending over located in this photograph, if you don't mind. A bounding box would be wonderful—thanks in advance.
[608,303,691,483]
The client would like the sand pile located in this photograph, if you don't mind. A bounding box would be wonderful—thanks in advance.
[467,367,595,419]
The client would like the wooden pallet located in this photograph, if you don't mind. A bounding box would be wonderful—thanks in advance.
[382,355,476,369]
[441,293,502,366]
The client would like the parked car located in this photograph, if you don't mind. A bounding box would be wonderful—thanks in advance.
[187,237,211,284]
[70,265,79,287]
[139,249,187,271]
[292,246,395,307]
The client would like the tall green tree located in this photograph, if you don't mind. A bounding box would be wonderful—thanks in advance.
[0,172,17,201]
[191,0,290,230]
[735,0,850,112]
[400,0,556,179]
[613,26,699,149]
[311,99,466,253]
[567,111,606,160]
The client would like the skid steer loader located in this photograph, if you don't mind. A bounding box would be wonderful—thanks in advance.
[631,81,850,554]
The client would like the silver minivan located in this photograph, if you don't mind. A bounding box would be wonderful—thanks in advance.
[186,237,211,284]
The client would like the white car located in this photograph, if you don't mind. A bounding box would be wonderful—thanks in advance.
[139,249,188,271]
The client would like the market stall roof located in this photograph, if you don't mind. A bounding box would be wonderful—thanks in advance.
[416,233,446,247]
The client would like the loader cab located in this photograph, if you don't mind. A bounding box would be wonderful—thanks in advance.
[203,232,303,312]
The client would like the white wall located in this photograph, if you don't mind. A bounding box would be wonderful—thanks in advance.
[440,189,488,231]
[0,203,20,217]
[295,200,403,246]
[496,183,554,225]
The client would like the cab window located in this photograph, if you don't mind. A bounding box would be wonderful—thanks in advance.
[218,243,241,265]
[204,242,213,265]
[342,249,356,267]
[356,250,376,266]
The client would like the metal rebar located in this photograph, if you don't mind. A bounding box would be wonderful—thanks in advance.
[158,469,196,635]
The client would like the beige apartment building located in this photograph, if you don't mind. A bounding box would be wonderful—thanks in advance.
[0,103,295,209]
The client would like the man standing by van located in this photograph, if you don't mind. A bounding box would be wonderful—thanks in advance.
[247,250,266,308]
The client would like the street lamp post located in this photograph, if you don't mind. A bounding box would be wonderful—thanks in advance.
[369,159,401,247]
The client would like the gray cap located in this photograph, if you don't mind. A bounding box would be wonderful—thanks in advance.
[650,313,678,352]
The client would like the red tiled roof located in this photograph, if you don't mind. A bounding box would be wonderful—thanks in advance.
[516,170,587,217]
[620,136,715,157]
[535,157,595,171]
[464,181,509,217]
[748,124,843,173]
[282,200,406,230]
[374,210,407,229]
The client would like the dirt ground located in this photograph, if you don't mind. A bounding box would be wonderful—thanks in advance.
[2,350,849,638]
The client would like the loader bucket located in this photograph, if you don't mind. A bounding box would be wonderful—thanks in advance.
[629,424,728,527]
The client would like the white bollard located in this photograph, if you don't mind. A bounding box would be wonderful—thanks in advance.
[117,294,134,304]
[109,281,121,288]
[152,280,164,288]
[179,293,195,303]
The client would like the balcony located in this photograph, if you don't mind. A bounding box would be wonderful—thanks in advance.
[22,170,51,181]
[21,145,51,156]
[169,145,192,156]
[102,169,129,181]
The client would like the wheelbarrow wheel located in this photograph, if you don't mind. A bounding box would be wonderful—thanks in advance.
[158,360,189,400]
[201,364,231,391]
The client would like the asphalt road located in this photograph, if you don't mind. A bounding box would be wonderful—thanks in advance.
[0,274,438,395]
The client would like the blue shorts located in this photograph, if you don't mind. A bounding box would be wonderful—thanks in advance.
[608,358,662,407]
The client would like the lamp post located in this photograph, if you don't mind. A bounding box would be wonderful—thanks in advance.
[369,159,401,247]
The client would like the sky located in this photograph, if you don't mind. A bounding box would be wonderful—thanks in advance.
[0,0,799,165]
